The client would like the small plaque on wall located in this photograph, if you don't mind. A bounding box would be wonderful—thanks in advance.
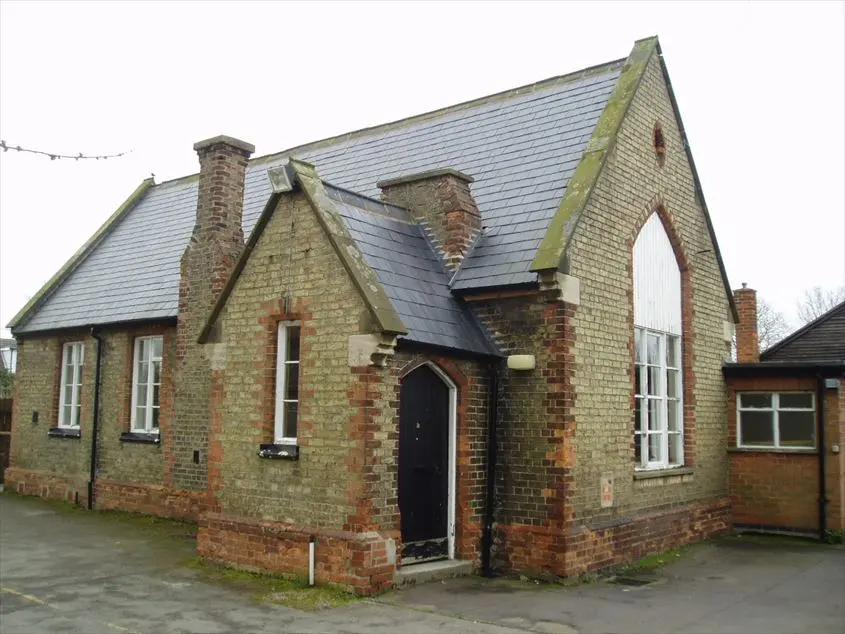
[600,472,614,508]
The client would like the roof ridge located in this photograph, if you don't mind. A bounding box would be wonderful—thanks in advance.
[248,57,625,168]
[761,298,845,359]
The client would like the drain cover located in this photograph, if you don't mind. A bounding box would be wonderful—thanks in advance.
[610,576,656,587]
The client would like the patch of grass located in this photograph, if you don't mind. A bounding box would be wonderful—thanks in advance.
[824,530,844,545]
[184,557,358,611]
[620,547,684,573]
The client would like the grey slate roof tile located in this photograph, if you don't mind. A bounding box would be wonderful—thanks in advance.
[16,62,622,334]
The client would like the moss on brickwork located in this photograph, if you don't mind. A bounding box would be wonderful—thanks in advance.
[566,53,732,529]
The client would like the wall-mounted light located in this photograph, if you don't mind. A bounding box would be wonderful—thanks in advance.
[507,354,536,371]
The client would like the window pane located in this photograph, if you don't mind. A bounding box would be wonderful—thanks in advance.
[740,411,774,446]
[635,366,643,396]
[151,408,160,430]
[647,334,660,365]
[283,402,298,439]
[668,399,680,432]
[72,405,80,428]
[62,405,72,427]
[647,367,660,396]
[740,393,771,409]
[135,407,146,430]
[285,363,299,400]
[635,329,643,363]
[667,370,679,399]
[138,339,149,362]
[150,337,163,359]
[779,411,814,447]
[136,383,147,407]
[152,359,161,385]
[152,384,160,408]
[286,326,300,362]
[634,398,643,433]
[137,359,149,384]
[779,393,813,409]
[64,384,74,406]
[635,432,642,463]
[648,433,661,462]
[648,399,661,431]
[668,432,681,464]
[667,336,679,368]
[73,383,82,409]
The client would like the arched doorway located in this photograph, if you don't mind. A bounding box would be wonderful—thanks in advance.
[398,363,456,563]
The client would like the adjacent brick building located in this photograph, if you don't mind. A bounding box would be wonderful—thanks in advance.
[7,37,741,593]
[724,294,845,538]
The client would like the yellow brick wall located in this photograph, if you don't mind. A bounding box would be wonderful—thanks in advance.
[567,54,731,525]
[214,190,372,528]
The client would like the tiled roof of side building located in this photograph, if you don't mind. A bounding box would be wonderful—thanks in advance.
[12,57,624,334]
[324,184,498,356]
[760,300,845,364]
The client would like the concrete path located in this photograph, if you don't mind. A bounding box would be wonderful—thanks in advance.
[1,493,843,633]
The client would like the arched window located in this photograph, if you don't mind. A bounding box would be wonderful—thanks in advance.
[633,213,683,469]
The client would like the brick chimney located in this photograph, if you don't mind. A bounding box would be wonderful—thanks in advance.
[173,135,253,493]
[378,169,481,271]
[734,283,759,363]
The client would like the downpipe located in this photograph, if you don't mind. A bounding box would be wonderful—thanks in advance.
[481,360,501,577]
[88,329,105,510]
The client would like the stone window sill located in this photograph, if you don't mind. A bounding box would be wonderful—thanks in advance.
[633,466,694,481]
[258,443,299,460]
[120,432,160,445]
[47,427,81,439]
[728,447,816,455]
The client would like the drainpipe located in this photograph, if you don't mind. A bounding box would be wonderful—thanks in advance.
[88,329,105,510]
[481,361,501,577]
[816,375,827,541]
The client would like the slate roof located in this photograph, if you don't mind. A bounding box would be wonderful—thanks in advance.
[760,300,845,364]
[325,184,495,355]
[13,57,625,335]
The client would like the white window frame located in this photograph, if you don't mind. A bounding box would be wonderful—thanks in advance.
[58,342,84,429]
[737,392,816,450]
[274,322,300,444]
[130,336,163,434]
[634,327,683,470]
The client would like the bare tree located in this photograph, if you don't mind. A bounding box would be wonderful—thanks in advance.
[796,286,845,324]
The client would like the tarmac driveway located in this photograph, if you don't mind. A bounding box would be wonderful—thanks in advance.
[1,492,843,634]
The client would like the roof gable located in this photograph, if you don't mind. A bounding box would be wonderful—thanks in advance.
[761,300,845,363]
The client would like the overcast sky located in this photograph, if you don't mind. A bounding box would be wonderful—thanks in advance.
[1,1,843,339]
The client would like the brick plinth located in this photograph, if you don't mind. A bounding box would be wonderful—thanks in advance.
[95,480,213,521]
[5,467,89,505]
[197,514,397,595]
[495,497,730,578]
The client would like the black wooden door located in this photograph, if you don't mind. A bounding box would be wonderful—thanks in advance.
[399,365,450,563]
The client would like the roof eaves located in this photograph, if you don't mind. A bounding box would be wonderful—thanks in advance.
[760,299,845,361]
[530,37,658,273]
[8,177,155,333]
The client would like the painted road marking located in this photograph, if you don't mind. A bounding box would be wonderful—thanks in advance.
[1,587,140,634]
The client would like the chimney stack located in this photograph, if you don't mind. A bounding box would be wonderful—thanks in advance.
[172,135,253,493]
[734,283,759,363]
[378,168,482,271]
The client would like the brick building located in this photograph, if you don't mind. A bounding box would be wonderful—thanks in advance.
[724,292,845,538]
[6,37,739,593]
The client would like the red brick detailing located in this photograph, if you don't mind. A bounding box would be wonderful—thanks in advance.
[496,498,729,578]
[197,514,396,595]
[4,469,211,520]
[5,467,88,505]
[629,198,697,467]
[734,286,759,363]
[95,479,212,520]
[379,172,482,271]
[391,355,488,564]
